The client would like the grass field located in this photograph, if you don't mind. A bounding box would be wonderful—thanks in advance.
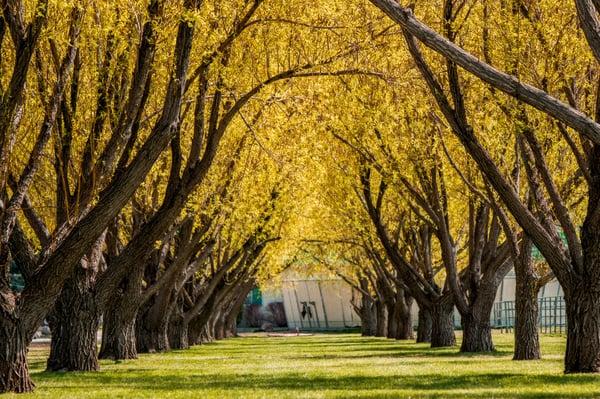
[5,332,600,398]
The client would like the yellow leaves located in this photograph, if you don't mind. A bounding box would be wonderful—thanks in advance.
[8,0,591,283]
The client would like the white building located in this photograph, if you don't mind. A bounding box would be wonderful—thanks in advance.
[277,269,565,331]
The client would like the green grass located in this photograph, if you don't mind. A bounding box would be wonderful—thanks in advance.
[5,332,600,398]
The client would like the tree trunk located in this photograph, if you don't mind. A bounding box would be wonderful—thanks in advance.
[224,311,238,338]
[136,314,170,353]
[46,277,100,371]
[513,271,541,360]
[212,310,225,340]
[187,321,203,346]
[564,286,600,373]
[513,235,542,360]
[360,294,377,336]
[386,301,398,339]
[460,312,494,352]
[168,316,189,350]
[375,300,388,337]
[417,306,432,343]
[430,301,455,347]
[360,304,377,336]
[0,319,34,393]
[223,291,247,338]
[201,324,214,343]
[98,301,137,360]
[397,294,414,340]
[562,147,600,373]
[460,285,496,353]
[188,311,211,345]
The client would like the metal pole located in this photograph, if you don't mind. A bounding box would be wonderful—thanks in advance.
[292,281,304,329]
[317,281,329,329]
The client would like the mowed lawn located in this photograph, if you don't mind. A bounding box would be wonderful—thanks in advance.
[6,332,600,398]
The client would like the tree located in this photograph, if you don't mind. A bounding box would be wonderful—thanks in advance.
[0,0,201,390]
[366,0,600,371]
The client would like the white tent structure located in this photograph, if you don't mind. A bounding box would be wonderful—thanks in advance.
[281,277,360,330]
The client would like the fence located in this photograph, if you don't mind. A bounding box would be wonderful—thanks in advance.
[492,296,566,334]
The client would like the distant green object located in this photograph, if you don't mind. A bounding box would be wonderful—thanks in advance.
[10,261,25,292]
[531,230,568,262]
[248,288,262,306]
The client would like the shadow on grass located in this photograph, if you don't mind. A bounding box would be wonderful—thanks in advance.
[195,340,513,359]
[31,369,600,398]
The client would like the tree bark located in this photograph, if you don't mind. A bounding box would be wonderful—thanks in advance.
[200,324,214,344]
[386,300,398,339]
[563,154,600,372]
[0,319,34,393]
[417,306,432,343]
[430,301,456,347]
[98,299,137,360]
[136,313,170,353]
[514,267,541,360]
[361,301,377,336]
[358,278,377,336]
[460,312,494,353]
[397,294,414,340]
[564,285,600,373]
[375,300,388,337]
[168,316,189,350]
[46,276,100,371]
[460,281,497,353]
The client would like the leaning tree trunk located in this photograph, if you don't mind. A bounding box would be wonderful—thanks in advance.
[417,306,432,343]
[375,300,388,337]
[99,296,138,360]
[514,270,541,360]
[46,275,100,372]
[430,300,456,348]
[564,283,600,373]
[0,318,34,393]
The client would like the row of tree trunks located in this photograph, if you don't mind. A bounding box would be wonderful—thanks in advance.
[368,0,600,372]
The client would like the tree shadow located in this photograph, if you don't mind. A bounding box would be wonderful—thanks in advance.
[32,369,600,398]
